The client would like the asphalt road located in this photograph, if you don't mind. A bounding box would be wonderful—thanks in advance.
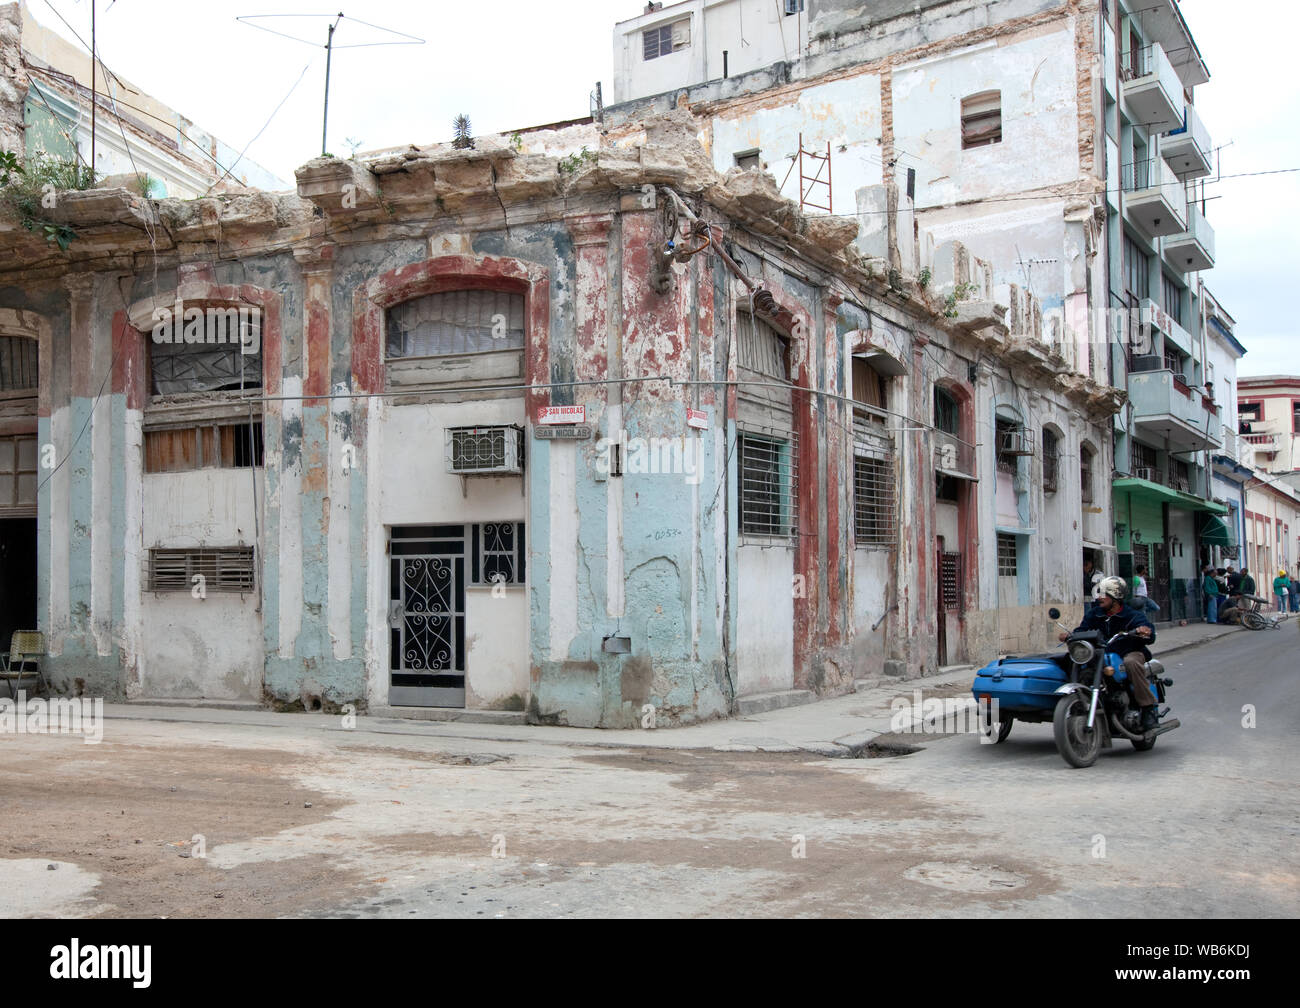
[2,626,1295,918]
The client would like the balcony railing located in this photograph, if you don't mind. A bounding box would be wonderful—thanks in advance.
[1121,43,1183,132]
[1129,368,1223,452]
[1164,202,1216,273]
[933,428,976,479]
[1162,103,1212,179]
[1244,432,1281,454]
[1122,158,1187,237]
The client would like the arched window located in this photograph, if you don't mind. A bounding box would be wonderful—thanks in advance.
[1042,427,1060,493]
[386,290,524,359]
[1081,443,1096,504]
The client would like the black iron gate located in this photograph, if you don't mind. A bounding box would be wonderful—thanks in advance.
[1150,542,1172,620]
[389,525,467,707]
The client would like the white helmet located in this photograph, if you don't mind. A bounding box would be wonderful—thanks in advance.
[1098,576,1126,601]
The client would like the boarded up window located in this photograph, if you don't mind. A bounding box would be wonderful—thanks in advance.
[387,290,524,359]
[961,91,1002,149]
[737,312,789,381]
[145,422,263,473]
[0,336,38,391]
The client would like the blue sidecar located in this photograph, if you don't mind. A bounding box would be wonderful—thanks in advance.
[971,651,1127,734]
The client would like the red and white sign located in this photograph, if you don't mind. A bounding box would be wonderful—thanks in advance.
[537,405,586,425]
[686,408,709,430]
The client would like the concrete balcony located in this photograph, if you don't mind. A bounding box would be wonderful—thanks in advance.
[1243,431,1281,457]
[1162,103,1212,179]
[1121,43,1184,132]
[1163,202,1215,273]
[1129,368,1222,452]
[1122,158,1186,237]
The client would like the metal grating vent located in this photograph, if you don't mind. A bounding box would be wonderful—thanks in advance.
[739,432,797,538]
[147,547,256,594]
[446,425,524,475]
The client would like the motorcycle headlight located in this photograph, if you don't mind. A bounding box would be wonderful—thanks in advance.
[1068,640,1096,665]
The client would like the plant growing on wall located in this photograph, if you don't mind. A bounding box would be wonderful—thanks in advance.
[558,147,598,175]
[0,150,98,251]
[943,281,979,318]
[452,114,474,150]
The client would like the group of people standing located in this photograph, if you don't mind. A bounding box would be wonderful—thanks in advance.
[1082,556,1297,626]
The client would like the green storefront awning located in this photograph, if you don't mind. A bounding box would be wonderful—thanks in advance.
[1200,515,1234,547]
[1112,477,1229,515]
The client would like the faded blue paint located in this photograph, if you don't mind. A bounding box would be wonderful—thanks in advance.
[65,395,94,651]
[110,394,126,635]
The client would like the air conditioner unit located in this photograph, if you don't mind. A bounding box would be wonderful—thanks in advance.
[998,425,1036,457]
[445,425,524,476]
[1134,466,1156,482]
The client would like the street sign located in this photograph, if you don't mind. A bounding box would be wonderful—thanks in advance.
[537,405,586,425]
[687,408,708,430]
[534,425,592,440]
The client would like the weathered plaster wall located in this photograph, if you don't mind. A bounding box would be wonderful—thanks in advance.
[710,72,883,208]
[138,469,263,699]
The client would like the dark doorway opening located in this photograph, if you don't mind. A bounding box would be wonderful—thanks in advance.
[0,518,37,646]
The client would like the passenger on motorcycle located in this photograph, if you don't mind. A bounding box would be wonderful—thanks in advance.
[1057,575,1159,731]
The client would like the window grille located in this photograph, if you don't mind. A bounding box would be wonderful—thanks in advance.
[1081,448,1095,504]
[739,432,796,538]
[147,547,256,594]
[1042,428,1059,492]
[940,551,962,611]
[854,454,894,547]
[387,290,524,359]
[149,308,263,395]
[446,425,524,475]
[0,335,38,391]
[642,18,690,60]
[961,91,1002,149]
[997,534,1018,577]
[471,522,526,586]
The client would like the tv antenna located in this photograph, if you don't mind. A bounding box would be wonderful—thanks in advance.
[236,12,424,156]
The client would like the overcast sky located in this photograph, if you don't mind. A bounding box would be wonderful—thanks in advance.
[30,1,1297,376]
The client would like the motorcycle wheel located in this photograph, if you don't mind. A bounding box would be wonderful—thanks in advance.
[996,717,1014,744]
[981,707,1014,744]
[1053,693,1101,768]
[1243,611,1266,631]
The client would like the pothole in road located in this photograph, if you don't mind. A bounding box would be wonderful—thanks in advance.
[854,741,923,758]
[903,861,1028,892]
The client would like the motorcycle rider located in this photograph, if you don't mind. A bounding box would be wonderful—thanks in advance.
[1058,575,1159,732]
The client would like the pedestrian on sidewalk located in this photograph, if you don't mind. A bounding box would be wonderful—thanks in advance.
[1274,569,1291,614]
[1202,565,1222,624]
[1131,565,1161,618]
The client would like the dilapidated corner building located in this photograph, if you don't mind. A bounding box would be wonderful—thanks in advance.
[2,95,1120,725]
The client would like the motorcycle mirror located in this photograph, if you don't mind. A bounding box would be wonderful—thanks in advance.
[1048,607,1061,620]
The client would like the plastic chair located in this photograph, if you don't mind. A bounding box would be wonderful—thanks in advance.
[1,631,47,698]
